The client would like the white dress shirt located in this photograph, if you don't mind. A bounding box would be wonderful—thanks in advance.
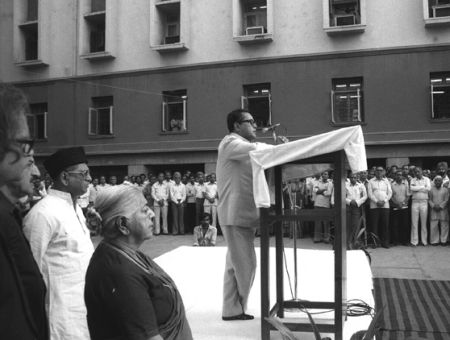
[23,189,94,340]
[204,182,218,206]
[194,182,206,199]
[170,182,186,204]
[345,181,367,207]
[410,176,431,201]
[151,182,169,207]
[185,182,196,203]
[367,177,392,209]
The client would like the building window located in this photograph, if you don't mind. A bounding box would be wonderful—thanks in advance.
[19,0,39,61]
[331,78,363,125]
[162,90,187,132]
[428,0,450,18]
[232,0,273,44]
[241,83,271,128]
[323,0,366,34]
[431,73,450,119]
[243,0,267,35]
[27,103,47,140]
[150,0,188,52]
[329,0,361,27]
[89,96,113,136]
[85,0,106,53]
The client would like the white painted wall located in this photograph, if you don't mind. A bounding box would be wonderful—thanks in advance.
[1,0,450,82]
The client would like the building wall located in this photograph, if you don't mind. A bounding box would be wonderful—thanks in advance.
[18,47,450,165]
[2,0,450,81]
[2,0,450,172]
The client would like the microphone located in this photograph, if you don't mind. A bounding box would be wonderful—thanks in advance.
[261,123,281,133]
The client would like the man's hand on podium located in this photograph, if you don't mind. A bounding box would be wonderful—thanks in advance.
[277,135,289,144]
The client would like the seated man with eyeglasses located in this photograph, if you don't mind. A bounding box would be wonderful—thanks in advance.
[23,147,95,340]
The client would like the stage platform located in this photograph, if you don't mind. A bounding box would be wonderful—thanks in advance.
[154,246,374,340]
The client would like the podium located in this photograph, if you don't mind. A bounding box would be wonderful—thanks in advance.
[260,150,348,340]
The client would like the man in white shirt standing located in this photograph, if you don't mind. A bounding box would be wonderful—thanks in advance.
[217,109,280,321]
[170,171,186,235]
[185,174,197,233]
[313,171,334,243]
[203,172,218,227]
[345,172,367,248]
[194,173,207,225]
[410,166,431,246]
[23,147,94,340]
[367,166,392,248]
[151,172,169,235]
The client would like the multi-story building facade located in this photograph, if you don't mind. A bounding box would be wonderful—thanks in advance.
[1,0,450,179]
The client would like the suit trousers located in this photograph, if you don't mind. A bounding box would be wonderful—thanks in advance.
[153,205,168,234]
[195,198,205,224]
[171,203,185,235]
[411,200,428,245]
[390,208,409,245]
[346,205,361,248]
[313,206,330,242]
[222,225,256,317]
[370,208,390,246]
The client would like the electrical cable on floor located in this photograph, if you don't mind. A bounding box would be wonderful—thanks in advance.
[282,236,374,318]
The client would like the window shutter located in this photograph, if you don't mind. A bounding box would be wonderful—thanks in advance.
[355,88,361,122]
[182,99,187,131]
[268,93,272,125]
[88,108,98,135]
[330,90,336,123]
[109,106,113,134]
[430,84,435,119]
[41,112,48,139]
[162,102,168,132]
[241,96,249,110]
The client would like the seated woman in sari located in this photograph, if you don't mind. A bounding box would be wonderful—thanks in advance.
[84,185,193,340]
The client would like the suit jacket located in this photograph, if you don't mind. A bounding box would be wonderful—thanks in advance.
[0,192,48,340]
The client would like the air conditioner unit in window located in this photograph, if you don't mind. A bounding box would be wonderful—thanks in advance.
[432,4,450,18]
[164,35,180,44]
[334,14,356,26]
[245,26,264,35]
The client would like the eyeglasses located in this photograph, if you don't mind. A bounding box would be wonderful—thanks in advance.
[239,119,256,126]
[66,170,91,179]
[14,138,34,155]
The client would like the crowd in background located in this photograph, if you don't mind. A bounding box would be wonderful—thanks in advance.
[19,161,450,249]
[21,169,219,245]
[283,161,450,249]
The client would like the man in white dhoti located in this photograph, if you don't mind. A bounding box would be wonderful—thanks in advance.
[217,109,278,321]
[23,147,94,340]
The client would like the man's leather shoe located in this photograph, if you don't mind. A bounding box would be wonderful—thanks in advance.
[222,313,254,321]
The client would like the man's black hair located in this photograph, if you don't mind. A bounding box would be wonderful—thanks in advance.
[227,109,248,133]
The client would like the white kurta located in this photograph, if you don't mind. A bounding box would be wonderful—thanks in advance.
[23,189,94,340]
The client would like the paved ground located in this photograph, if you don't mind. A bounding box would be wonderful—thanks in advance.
[92,233,450,280]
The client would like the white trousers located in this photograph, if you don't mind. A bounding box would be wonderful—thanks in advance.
[411,200,428,245]
[153,205,168,234]
[221,225,256,317]
[430,219,449,244]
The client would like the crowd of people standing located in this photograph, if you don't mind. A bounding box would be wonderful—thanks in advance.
[284,162,450,248]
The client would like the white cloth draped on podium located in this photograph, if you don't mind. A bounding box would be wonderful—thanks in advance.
[249,125,367,208]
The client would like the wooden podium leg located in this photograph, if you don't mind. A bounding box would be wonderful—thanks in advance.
[260,209,270,340]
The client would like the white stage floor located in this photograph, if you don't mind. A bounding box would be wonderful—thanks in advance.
[155,246,374,340]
